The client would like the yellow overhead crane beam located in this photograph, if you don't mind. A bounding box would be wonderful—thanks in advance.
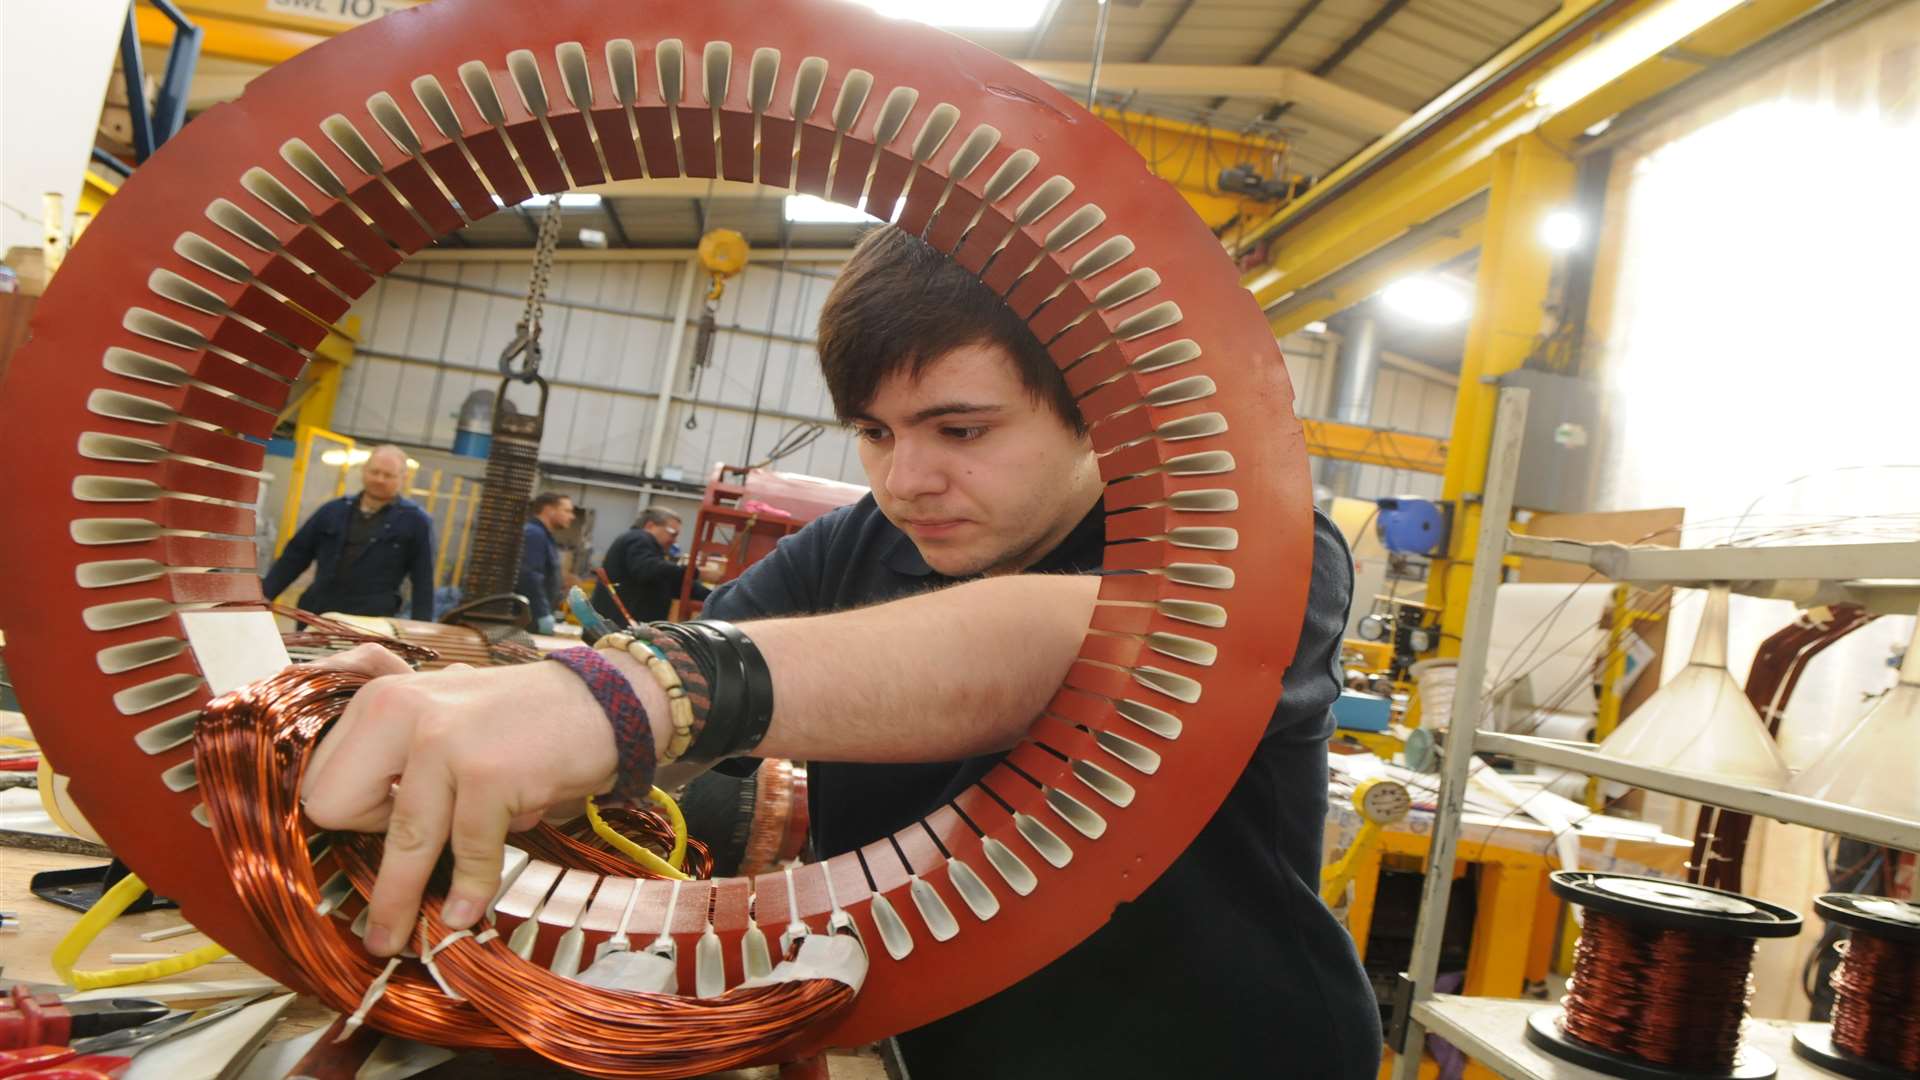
[1232,0,1829,663]
[137,2,1288,230]
[1300,420,1448,475]
[1237,0,1827,319]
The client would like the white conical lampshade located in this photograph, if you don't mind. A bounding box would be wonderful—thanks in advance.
[1598,586,1790,788]
[1788,608,1920,820]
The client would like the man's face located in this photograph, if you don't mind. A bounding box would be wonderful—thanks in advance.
[644,518,682,548]
[361,452,405,502]
[545,499,576,531]
[849,342,1101,577]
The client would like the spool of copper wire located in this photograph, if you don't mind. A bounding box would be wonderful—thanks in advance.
[1793,893,1920,1080]
[1527,871,1802,1080]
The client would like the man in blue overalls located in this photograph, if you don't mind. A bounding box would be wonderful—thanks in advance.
[263,444,436,620]
[518,491,575,633]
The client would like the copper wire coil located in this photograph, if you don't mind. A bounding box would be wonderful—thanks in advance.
[1830,931,1920,1072]
[331,840,854,1080]
[386,617,545,668]
[738,759,808,878]
[1561,910,1757,1071]
[196,664,857,1073]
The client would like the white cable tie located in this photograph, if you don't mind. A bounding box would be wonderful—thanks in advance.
[649,878,684,957]
[420,923,476,1001]
[821,864,855,936]
[338,956,402,1042]
[473,927,500,946]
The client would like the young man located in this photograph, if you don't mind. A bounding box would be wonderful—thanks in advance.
[262,444,435,620]
[590,507,706,623]
[303,228,1379,1076]
[517,492,574,634]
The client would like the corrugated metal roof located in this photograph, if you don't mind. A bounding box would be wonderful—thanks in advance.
[993,0,1559,177]
[384,0,1564,248]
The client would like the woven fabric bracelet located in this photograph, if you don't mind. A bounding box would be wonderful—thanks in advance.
[596,633,701,765]
[548,646,655,804]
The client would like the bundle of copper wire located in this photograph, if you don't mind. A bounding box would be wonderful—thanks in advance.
[195,663,857,1075]
[1561,909,1757,1071]
[1830,929,1920,1072]
[252,603,443,666]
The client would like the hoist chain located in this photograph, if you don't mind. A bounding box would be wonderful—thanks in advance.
[498,201,565,381]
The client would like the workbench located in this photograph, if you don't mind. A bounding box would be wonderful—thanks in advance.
[3,848,887,1079]
[1327,800,1692,1002]
[1324,801,1693,1080]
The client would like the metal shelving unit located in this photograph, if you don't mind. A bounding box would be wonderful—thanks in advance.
[1388,387,1920,1080]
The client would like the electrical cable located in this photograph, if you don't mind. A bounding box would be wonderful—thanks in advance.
[584,794,691,879]
[52,870,232,990]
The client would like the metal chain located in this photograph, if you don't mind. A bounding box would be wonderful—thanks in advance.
[499,201,565,380]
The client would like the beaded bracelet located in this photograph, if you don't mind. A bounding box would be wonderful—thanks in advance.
[596,633,701,765]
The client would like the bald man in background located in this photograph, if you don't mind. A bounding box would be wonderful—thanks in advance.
[263,444,437,620]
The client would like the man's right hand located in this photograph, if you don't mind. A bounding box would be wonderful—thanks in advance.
[301,645,637,957]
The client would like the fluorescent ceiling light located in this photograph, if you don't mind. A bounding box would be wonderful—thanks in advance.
[577,227,609,248]
[1541,209,1584,251]
[492,193,604,208]
[321,449,419,469]
[1383,276,1472,325]
[1533,0,1745,111]
[1304,321,1329,335]
[853,0,1050,29]
[784,193,899,224]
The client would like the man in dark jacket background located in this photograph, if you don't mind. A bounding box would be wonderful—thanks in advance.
[518,492,574,633]
[590,506,709,623]
[262,444,435,620]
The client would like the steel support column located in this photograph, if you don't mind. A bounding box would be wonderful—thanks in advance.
[643,257,702,476]
[1320,312,1381,496]
[1428,134,1573,655]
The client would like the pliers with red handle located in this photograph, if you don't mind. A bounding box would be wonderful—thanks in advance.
[0,992,264,1078]
[0,989,166,1051]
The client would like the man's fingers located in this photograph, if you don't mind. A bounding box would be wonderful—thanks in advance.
[311,642,413,678]
[363,764,455,956]
[302,678,416,827]
[442,790,513,930]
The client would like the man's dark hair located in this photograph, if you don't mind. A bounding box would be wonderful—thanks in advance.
[530,492,570,515]
[635,507,680,529]
[816,226,1086,434]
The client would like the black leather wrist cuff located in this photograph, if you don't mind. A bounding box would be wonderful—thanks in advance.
[652,619,774,761]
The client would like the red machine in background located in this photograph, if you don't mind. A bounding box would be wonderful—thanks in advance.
[675,464,868,617]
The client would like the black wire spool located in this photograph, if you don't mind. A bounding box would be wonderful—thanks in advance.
[1527,871,1802,1080]
[1793,894,1920,1080]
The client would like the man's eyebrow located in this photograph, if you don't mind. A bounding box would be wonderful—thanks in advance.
[841,402,1006,427]
[907,402,1004,425]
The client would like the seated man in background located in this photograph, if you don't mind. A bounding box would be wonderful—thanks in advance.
[590,506,708,623]
[262,443,434,620]
[517,492,574,634]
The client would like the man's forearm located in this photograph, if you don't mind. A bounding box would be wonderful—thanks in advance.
[617,574,1101,766]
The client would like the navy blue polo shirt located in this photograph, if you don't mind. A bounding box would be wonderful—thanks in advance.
[703,495,1380,1078]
